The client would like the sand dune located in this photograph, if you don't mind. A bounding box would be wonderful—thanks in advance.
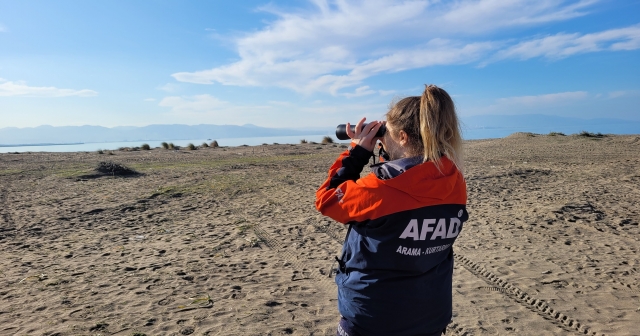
[0,134,638,335]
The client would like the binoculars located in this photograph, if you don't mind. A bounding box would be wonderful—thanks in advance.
[335,123,387,140]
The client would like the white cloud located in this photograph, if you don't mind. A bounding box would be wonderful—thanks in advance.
[0,79,97,97]
[158,94,229,114]
[0,24,6,33]
[158,83,180,92]
[342,86,376,98]
[156,94,390,127]
[378,90,396,96]
[173,0,601,95]
[496,91,589,106]
[608,90,640,99]
[267,100,294,106]
[496,24,640,60]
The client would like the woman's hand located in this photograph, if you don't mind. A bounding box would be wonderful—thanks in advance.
[345,117,384,152]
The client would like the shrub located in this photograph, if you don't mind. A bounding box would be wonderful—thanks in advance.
[300,139,308,144]
[161,142,169,149]
[201,142,209,148]
[97,149,104,154]
[210,140,219,148]
[141,143,151,150]
[95,161,139,176]
[262,143,268,146]
[168,143,175,150]
[548,132,566,136]
[309,141,317,144]
[322,136,334,144]
[187,143,196,150]
[578,131,605,138]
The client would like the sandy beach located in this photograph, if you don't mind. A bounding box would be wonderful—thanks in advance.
[0,134,638,336]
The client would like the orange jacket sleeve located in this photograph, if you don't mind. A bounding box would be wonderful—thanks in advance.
[315,143,377,224]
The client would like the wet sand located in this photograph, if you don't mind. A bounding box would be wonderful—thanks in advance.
[0,134,638,335]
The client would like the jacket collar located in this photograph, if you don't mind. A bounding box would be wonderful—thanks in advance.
[371,156,424,180]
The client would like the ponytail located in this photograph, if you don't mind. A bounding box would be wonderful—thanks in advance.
[385,84,463,174]
[419,85,463,172]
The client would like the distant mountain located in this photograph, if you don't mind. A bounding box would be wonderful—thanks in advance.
[0,124,327,146]
[2,115,638,145]
[460,114,640,136]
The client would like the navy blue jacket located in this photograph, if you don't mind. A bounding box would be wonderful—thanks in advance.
[316,144,468,335]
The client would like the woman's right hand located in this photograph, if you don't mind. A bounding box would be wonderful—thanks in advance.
[345,117,383,152]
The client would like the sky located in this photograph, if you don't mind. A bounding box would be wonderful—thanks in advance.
[0,0,639,129]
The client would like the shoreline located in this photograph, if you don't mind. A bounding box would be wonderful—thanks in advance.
[1,131,637,154]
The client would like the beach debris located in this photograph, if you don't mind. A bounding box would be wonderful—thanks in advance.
[177,294,213,310]
[19,273,48,283]
[245,237,262,247]
[95,161,139,176]
[89,322,109,332]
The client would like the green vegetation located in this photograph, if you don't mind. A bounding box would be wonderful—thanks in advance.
[548,132,566,136]
[97,149,104,154]
[237,223,252,234]
[187,143,197,150]
[0,169,23,176]
[210,140,219,148]
[141,143,151,150]
[300,139,308,144]
[201,142,209,148]
[55,167,94,178]
[168,143,176,150]
[161,142,169,149]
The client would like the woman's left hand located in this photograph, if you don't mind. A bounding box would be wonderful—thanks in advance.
[345,118,384,152]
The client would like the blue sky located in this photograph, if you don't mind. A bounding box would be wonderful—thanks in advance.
[1,0,639,129]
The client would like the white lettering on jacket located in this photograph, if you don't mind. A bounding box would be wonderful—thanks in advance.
[335,187,345,204]
[399,217,461,240]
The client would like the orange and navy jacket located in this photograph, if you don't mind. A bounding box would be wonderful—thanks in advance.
[316,144,468,336]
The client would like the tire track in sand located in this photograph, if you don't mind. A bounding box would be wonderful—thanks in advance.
[512,221,640,294]
[0,186,17,242]
[455,253,606,336]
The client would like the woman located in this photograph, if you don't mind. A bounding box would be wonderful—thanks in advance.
[316,85,468,336]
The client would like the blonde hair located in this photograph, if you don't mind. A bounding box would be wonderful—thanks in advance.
[385,84,463,172]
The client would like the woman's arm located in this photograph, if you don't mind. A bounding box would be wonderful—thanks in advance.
[315,118,383,224]
[315,143,373,224]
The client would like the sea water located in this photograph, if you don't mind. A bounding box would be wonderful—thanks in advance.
[1,123,638,153]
